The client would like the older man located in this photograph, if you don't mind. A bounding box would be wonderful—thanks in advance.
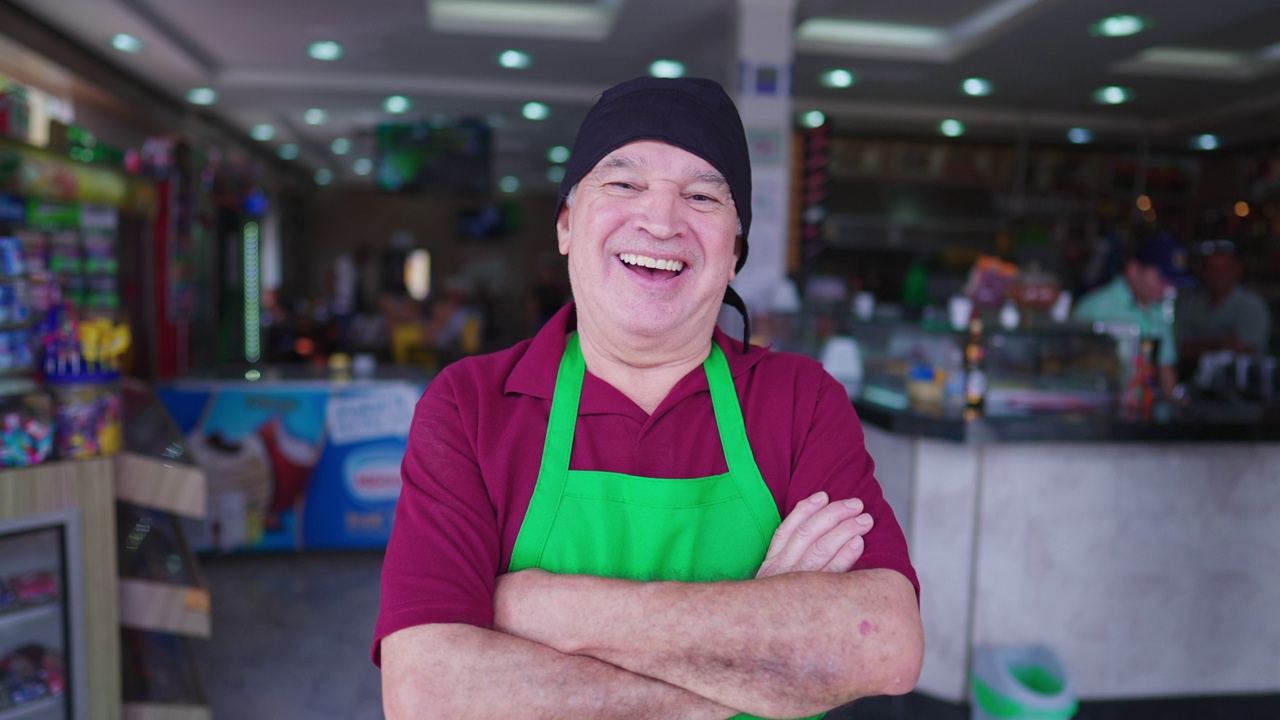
[376,77,923,720]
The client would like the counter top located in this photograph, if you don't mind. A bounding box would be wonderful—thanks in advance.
[853,397,1280,443]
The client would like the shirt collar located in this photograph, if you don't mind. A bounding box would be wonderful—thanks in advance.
[504,301,770,401]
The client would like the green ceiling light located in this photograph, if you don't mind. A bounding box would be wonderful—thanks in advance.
[546,166,567,183]
[331,137,352,155]
[1192,134,1219,151]
[1067,127,1094,144]
[353,158,373,176]
[523,102,550,121]
[186,87,217,105]
[962,78,993,96]
[112,33,143,53]
[819,69,855,89]
[384,95,412,114]
[1091,14,1148,38]
[314,168,334,185]
[940,119,964,137]
[278,143,299,160]
[800,110,826,128]
[649,59,686,78]
[304,108,328,125]
[498,49,532,69]
[499,175,520,193]
[251,123,275,141]
[1092,86,1132,104]
[547,145,570,163]
[308,40,344,61]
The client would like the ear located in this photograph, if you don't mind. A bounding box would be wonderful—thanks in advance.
[556,205,572,256]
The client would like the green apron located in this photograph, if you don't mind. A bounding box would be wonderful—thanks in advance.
[509,333,823,720]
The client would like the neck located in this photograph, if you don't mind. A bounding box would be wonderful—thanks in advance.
[574,313,716,415]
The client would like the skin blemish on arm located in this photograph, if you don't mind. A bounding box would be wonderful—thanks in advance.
[859,620,877,637]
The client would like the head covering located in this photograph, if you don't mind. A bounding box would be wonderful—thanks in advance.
[556,77,754,348]
[1132,233,1195,287]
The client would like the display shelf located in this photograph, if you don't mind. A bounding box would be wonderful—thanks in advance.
[117,580,209,638]
[0,602,58,632]
[121,704,210,720]
[114,454,204,520]
[0,696,64,720]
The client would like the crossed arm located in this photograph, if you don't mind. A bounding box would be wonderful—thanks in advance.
[382,493,924,719]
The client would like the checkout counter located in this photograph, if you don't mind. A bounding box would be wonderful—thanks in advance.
[796,308,1280,705]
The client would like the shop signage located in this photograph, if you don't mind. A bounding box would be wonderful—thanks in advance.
[79,203,118,231]
[0,193,24,224]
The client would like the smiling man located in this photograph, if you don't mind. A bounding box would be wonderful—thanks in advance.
[376,77,923,720]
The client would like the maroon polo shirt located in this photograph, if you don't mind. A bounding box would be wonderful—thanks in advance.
[374,303,918,664]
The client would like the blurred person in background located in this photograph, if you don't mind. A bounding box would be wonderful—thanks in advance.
[1176,240,1271,367]
[1073,233,1193,398]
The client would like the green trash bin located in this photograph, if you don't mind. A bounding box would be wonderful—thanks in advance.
[971,645,1078,720]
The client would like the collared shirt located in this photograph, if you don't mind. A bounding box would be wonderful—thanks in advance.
[374,303,918,664]
[1176,286,1271,354]
[1073,276,1178,367]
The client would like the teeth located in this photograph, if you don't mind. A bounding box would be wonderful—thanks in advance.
[620,253,685,273]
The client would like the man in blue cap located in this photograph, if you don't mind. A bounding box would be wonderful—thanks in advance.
[377,77,923,719]
[1073,233,1193,398]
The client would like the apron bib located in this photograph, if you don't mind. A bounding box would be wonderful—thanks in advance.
[509,333,823,720]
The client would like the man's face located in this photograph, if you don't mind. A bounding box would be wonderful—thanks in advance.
[1200,253,1241,297]
[1127,261,1171,305]
[556,140,740,345]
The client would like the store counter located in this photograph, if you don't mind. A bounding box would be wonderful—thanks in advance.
[157,366,430,552]
[854,394,1280,705]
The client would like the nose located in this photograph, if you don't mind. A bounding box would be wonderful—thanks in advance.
[634,185,684,240]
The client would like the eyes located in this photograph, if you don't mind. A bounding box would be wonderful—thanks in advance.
[602,180,729,208]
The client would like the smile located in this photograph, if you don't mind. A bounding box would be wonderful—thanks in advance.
[618,253,685,276]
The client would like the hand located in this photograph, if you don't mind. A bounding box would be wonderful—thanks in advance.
[756,492,873,579]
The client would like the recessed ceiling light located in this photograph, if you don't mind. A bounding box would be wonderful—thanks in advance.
[819,69,855,89]
[308,40,344,61]
[523,102,550,121]
[962,78,993,97]
[186,87,217,105]
[1192,134,1219,151]
[251,124,275,141]
[278,144,299,160]
[331,138,352,155]
[799,111,826,129]
[111,33,143,53]
[498,50,532,69]
[547,145,570,163]
[940,119,964,137]
[384,95,412,114]
[1092,86,1132,105]
[1067,127,1094,144]
[353,158,373,176]
[315,168,334,185]
[649,59,685,78]
[304,108,328,125]
[499,175,520,193]
[1091,14,1147,38]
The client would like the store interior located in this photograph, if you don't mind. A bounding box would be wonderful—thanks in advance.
[1,0,1279,719]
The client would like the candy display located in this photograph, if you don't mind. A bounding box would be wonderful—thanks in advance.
[0,644,66,709]
[0,390,52,468]
[36,305,129,458]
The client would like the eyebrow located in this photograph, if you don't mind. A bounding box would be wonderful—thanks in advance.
[596,156,729,187]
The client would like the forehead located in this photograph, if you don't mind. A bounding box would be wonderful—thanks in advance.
[590,140,725,181]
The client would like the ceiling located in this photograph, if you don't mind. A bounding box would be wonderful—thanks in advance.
[7,0,1280,192]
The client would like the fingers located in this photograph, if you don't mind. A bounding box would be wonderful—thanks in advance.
[758,494,874,577]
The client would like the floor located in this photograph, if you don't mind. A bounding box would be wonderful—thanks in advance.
[193,551,1278,720]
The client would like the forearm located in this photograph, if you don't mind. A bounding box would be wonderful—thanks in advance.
[381,623,738,720]
[496,569,923,718]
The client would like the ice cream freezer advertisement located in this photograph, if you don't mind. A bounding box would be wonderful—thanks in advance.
[157,380,422,551]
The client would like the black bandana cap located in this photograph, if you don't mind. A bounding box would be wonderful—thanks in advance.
[555,76,754,350]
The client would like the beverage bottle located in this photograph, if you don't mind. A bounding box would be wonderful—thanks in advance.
[963,317,987,419]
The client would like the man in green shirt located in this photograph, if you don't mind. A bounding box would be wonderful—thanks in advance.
[1177,240,1272,365]
[1073,234,1193,398]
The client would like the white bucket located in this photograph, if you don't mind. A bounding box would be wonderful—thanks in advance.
[971,645,1077,720]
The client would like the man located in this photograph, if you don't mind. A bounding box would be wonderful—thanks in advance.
[1073,233,1193,399]
[1177,240,1271,366]
[376,77,923,720]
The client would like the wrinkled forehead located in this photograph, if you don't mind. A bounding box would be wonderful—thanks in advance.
[590,140,731,189]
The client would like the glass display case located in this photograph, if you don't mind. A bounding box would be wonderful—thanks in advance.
[813,313,1124,417]
[0,509,86,720]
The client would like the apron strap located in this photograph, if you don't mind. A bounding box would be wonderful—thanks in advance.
[705,344,782,531]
